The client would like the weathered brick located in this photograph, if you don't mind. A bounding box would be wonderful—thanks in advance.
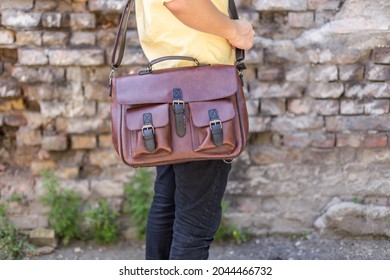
[96,30,117,47]
[120,48,148,65]
[12,67,40,83]
[84,82,109,101]
[372,48,390,64]
[285,65,310,82]
[0,0,34,10]
[70,32,96,46]
[283,133,310,148]
[31,160,57,175]
[60,180,90,199]
[88,0,127,11]
[42,32,69,46]
[365,64,390,81]
[336,133,364,148]
[339,65,364,81]
[72,2,88,13]
[0,100,12,111]
[70,13,96,30]
[98,134,113,148]
[42,134,68,151]
[288,12,314,28]
[55,167,79,180]
[35,0,59,11]
[272,115,324,133]
[288,99,313,114]
[0,78,20,98]
[71,135,97,150]
[260,98,286,116]
[310,65,338,82]
[251,82,304,98]
[18,49,48,66]
[39,101,67,118]
[25,84,55,101]
[89,148,121,167]
[38,67,66,83]
[312,100,339,115]
[66,67,89,82]
[48,49,105,66]
[23,112,43,129]
[308,0,340,10]
[308,48,367,64]
[0,30,15,45]
[307,83,344,99]
[345,83,390,99]
[8,215,48,230]
[364,134,388,148]
[1,10,41,28]
[246,100,260,116]
[7,98,23,111]
[254,0,307,11]
[257,66,284,81]
[4,112,27,127]
[340,100,364,115]
[56,117,108,134]
[314,11,337,25]
[16,127,42,147]
[249,145,301,165]
[310,133,336,148]
[91,179,124,197]
[248,116,271,133]
[16,31,42,46]
[327,115,390,132]
[29,228,57,248]
[41,13,62,28]
[365,99,390,115]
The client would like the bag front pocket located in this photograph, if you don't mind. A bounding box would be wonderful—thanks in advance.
[125,103,172,158]
[189,99,236,154]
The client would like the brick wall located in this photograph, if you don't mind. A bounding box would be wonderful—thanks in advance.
[1,0,390,238]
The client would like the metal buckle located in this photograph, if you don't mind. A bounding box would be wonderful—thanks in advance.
[209,120,222,130]
[172,100,185,107]
[109,68,116,87]
[141,125,155,136]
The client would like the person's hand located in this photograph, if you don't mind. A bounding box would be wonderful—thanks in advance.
[227,19,255,51]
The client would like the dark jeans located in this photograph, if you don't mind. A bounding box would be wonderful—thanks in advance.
[145,160,231,260]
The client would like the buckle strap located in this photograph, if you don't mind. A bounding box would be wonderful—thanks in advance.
[208,109,223,147]
[142,113,156,152]
[172,88,186,137]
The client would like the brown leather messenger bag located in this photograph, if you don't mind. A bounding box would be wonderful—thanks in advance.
[109,0,249,168]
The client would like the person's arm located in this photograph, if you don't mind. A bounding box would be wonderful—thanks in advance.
[164,0,254,51]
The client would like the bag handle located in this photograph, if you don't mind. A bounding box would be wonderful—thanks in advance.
[111,0,246,70]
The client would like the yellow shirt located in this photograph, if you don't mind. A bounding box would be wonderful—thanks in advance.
[135,0,235,69]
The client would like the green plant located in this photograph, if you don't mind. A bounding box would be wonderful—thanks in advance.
[214,201,250,244]
[8,193,24,203]
[85,199,119,244]
[123,169,154,240]
[40,170,82,245]
[290,231,310,241]
[0,204,34,259]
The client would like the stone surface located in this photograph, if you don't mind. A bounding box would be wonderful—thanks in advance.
[315,199,390,237]
[29,228,58,248]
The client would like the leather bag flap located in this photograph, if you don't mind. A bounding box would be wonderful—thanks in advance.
[126,104,169,131]
[189,99,235,128]
[114,65,238,105]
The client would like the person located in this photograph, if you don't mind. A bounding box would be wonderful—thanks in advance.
[134,0,255,260]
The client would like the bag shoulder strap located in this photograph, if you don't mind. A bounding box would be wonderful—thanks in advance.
[111,0,245,69]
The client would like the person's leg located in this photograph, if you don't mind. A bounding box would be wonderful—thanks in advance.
[145,165,176,260]
[169,160,231,260]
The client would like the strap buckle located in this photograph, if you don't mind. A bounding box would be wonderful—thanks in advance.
[172,100,185,107]
[141,125,155,136]
[209,120,223,131]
